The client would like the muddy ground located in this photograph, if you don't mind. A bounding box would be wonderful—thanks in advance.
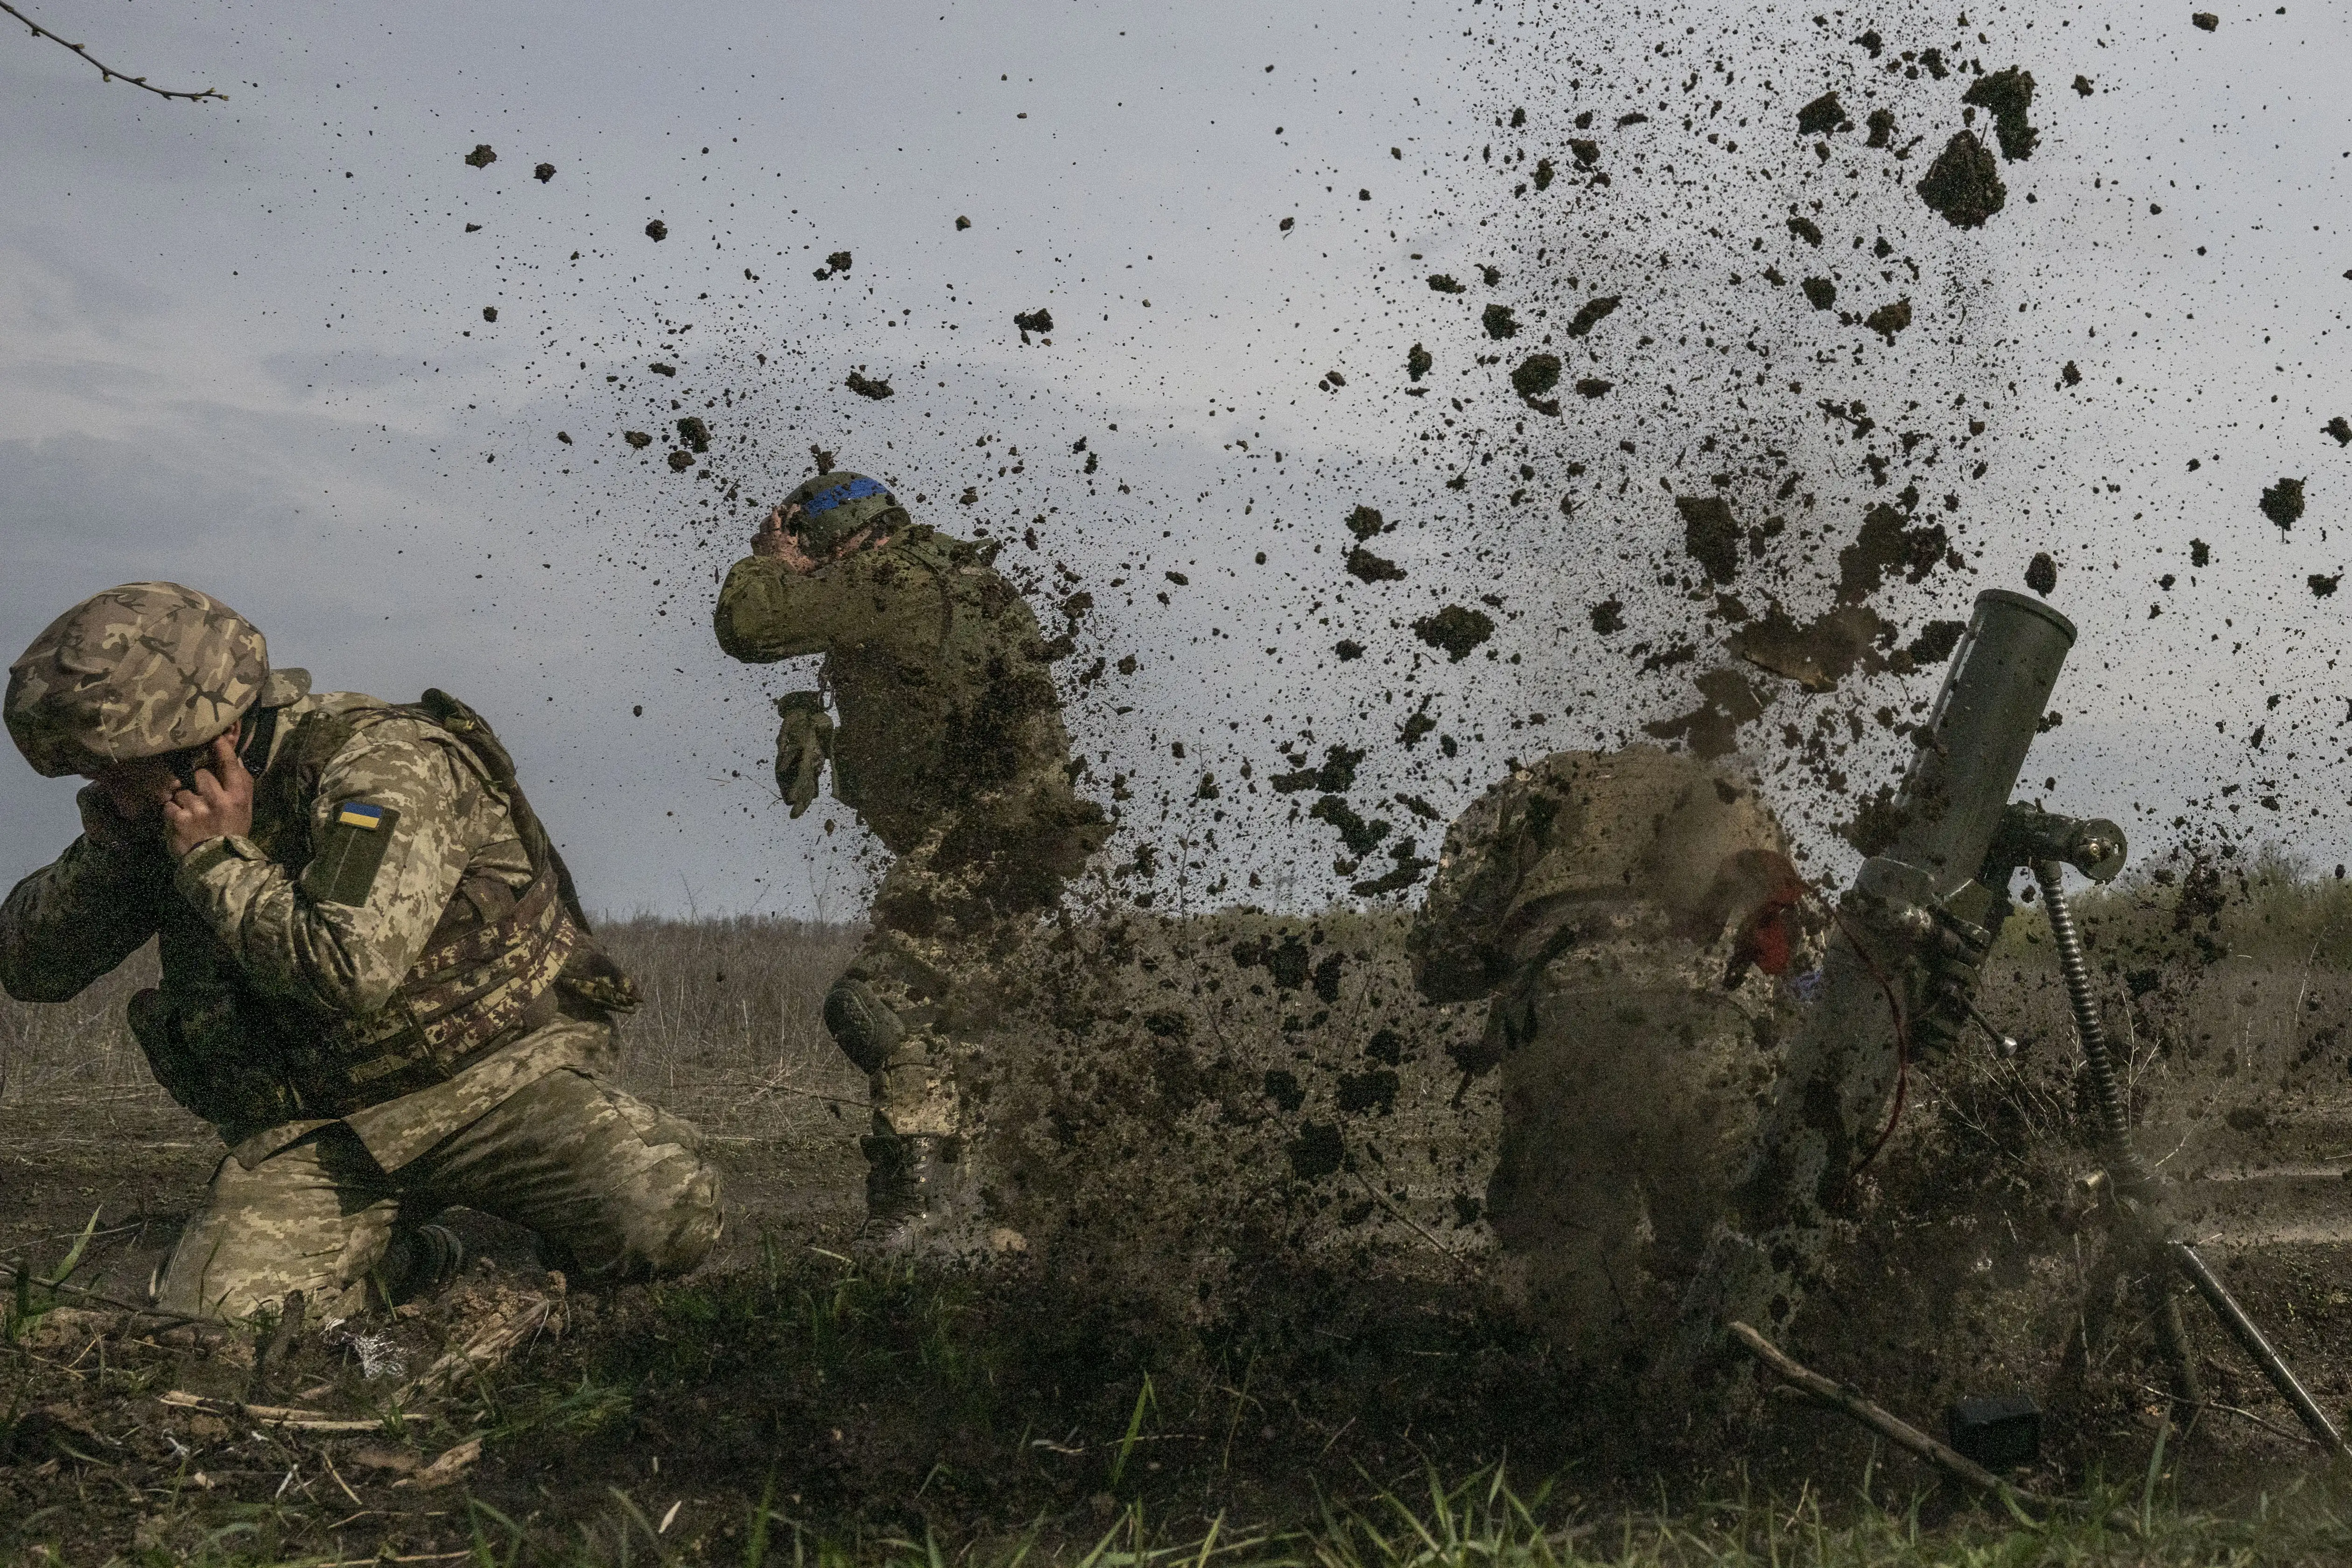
[8,885,2352,1561]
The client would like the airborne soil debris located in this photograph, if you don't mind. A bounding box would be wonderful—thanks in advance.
[2026,551,2058,595]
[1564,294,1621,337]
[676,417,710,453]
[2311,573,2340,598]
[1590,598,1625,635]
[1916,131,2006,227]
[1786,215,1824,246]
[645,219,668,241]
[2325,416,2352,446]
[1795,92,1847,136]
[1345,546,1405,583]
[1510,352,1562,412]
[1573,377,1612,398]
[844,370,893,400]
[1481,303,1519,338]
[1961,68,2040,162]
[1862,298,1912,344]
[1013,308,1054,340]
[1802,276,1837,310]
[1641,667,1765,759]
[2193,11,2219,31]
[534,162,556,183]
[1411,605,1496,662]
[623,430,653,448]
[1346,505,1389,541]
[1676,495,1741,584]
[1865,108,1896,149]
[463,144,496,168]
[1729,602,1892,692]
[1407,343,1433,381]
[2261,477,2306,531]
[1427,273,1467,293]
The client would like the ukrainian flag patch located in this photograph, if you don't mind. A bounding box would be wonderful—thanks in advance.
[309,801,401,906]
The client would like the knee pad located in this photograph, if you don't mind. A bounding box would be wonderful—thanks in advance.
[824,976,906,1075]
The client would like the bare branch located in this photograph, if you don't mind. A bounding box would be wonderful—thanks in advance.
[2,0,225,102]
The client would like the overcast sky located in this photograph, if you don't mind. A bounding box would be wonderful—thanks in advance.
[4,0,2349,919]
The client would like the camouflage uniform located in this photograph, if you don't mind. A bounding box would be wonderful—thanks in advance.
[715,475,1107,1160]
[1,584,720,1321]
[1410,746,1815,1362]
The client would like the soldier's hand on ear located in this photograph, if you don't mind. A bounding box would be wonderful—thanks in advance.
[752,504,820,574]
[162,734,255,857]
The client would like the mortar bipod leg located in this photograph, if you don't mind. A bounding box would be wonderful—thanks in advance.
[2033,859,2201,1410]
[2036,860,2347,1459]
[2169,1240,2352,1463]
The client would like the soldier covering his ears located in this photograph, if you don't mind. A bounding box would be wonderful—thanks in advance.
[0,583,721,1320]
[716,466,1109,1254]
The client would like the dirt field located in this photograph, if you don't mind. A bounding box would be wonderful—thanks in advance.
[9,879,2352,1563]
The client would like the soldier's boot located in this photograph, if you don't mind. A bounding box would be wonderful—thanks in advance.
[375,1222,467,1307]
[856,1133,981,1261]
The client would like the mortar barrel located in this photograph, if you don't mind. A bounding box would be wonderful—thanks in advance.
[1889,589,2076,895]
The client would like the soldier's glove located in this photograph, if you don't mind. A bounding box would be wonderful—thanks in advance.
[773,691,835,819]
[1909,897,2004,1057]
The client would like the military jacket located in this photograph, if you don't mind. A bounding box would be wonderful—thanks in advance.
[0,677,626,1168]
[713,526,1082,855]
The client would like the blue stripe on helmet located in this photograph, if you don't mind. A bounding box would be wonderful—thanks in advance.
[803,476,892,515]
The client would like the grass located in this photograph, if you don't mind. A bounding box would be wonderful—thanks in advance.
[12,874,2352,1564]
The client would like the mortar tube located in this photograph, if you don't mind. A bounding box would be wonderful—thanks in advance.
[1670,590,2076,1371]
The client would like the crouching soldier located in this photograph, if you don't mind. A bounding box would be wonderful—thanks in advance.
[0,583,721,1321]
[1409,745,1820,1365]
[715,467,1109,1254]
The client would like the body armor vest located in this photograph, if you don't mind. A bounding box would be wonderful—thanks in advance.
[130,689,636,1133]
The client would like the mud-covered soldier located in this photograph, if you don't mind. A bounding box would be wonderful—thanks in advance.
[714,468,1109,1252]
[0,584,721,1322]
[1408,746,1823,1362]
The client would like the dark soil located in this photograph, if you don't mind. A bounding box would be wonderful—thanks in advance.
[1916,132,2006,227]
[1426,273,1466,293]
[534,162,556,182]
[2026,551,2058,595]
[845,370,894,400]
[1509,352,1560,405]
[1862,297,1912,344]
[1481,303,1519,339]
[1786,214,1824,246]
[1962,67,2040,162]
[1728,601,1890,691]
[1564,294,1620,337]
[1411,605,1496,662]
[645,219,668,241]
[1407,342,1432,380]
[1676,495,1741,584]
[1345,505,1388,541]
[1795,92,1846,137]
[2261,477,2307,530]
[463,144,496,168]
[1802,276,1837,310]
[1013,308,1054,337]
[1344,546,1405,583]
[2326,416,2352,446]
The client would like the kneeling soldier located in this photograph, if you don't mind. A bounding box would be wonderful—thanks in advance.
[0,583,721,1321]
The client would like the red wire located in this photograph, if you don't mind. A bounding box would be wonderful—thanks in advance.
[1829,907,1912,1184]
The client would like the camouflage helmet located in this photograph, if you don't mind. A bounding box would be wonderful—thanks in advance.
[784,469,909,557]
[5,583,269,777]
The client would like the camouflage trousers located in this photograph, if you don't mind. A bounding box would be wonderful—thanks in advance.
[831,797,1100,1138]
[154,1067,720,1322]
